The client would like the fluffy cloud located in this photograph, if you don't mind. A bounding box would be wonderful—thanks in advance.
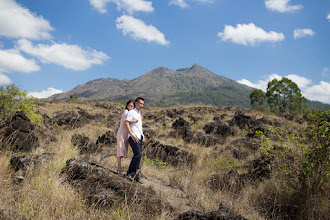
[0,0,53,40]
[238,74,330,104]
[89,0,154,14]
[265,0,303,13]
[116,15,170,45]
[28,87,63,99]
[327,14,330,22]
[0,73,12,84]
[294,29,315,39]
[238,74,282,90]
[217,23,284,46]
[0,49,40,73]
[303,81,330,103]
[169,0,214,8]
[238,74,312,91]
[16,39,110,71]
[170,0,189,8]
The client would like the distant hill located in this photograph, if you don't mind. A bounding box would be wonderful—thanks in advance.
[50,64,254,108]
[306,100,330,110]
[49,64,330,110]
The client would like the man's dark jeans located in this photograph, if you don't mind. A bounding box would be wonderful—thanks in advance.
[127,136,143,178]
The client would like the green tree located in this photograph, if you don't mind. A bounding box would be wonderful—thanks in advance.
[69,95,78,103]
[266,77,307,114]
[250,89,266,108]
[0,84,42,123]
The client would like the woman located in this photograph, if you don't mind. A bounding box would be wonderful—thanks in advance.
[100,99,139,174]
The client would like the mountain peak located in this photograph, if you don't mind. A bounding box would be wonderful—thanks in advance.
[188,64,205,72]
[191,64,201,69]
[149,66,169,75]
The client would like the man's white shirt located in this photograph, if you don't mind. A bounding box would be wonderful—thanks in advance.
[125,108,143,140]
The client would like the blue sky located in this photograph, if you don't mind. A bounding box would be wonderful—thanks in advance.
[0,0,329,103]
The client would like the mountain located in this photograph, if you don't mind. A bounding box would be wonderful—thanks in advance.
[50,64,254,107]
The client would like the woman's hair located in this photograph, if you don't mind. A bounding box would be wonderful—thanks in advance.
[125,99,135,110]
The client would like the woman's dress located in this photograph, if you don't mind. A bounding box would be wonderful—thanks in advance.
[116,109,129,157]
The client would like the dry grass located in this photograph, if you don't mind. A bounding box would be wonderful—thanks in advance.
[1,101,327,219]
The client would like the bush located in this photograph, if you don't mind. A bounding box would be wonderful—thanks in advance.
[255,111,329,219]
[0,84,42,123]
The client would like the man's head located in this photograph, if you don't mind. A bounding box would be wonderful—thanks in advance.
[134,97,144,110]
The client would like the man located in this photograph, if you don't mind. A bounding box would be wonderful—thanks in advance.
[125,97,144,184]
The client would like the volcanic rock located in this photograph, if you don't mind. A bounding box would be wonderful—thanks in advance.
[95,131,117,147]
[61,158,167,218]
[144,140,196,167]
[177,202,246,220]
[71,134,98,154]
[0,111,39,152]
[10,152,54,182]
[171,117,194,142]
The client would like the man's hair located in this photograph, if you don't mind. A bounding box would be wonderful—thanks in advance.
[135,97,144,103]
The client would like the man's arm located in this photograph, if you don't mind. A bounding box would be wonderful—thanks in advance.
[125,120,139,143]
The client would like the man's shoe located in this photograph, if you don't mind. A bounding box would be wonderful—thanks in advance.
[135,176,143,184]
[126,174,134,181]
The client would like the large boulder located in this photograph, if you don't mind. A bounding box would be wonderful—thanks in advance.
[144,140,196,167]
[10,152,54,182]
[95,131,117,147]
[230,109,265,136]
[0,111,39,152]
[171,117,194,142]
[52,108,105,129]
[71,134,99,154]
[61,158,167,218]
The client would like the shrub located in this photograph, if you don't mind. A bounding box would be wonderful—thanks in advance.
[0,84,42,123]
[255,111,329,219]
[69,95,78,103]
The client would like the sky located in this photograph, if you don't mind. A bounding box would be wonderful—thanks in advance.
[0,0,329,103]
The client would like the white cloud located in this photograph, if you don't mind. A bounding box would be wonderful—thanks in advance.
[28,87,63,99]
[16,39,110,71]
[217,23,284,46]
[89,0,154,14]
[0,49,40,73]
[169,0,214,8]
[238,73,312,91]
[116,15,170,45]
[0,73,12,84]
[238,74,282,91]
[265,0,303,13]
[0,0,53,40]
[286,74,312,89]
[238,74,330,104]
[327,14,330,22]
[303,81,330,103]
[294,28,315,39]
[170,0,189,8]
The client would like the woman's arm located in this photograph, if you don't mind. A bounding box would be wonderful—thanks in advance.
[128,118,139,124]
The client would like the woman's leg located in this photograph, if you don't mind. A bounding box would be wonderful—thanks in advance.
[117,157,122,173]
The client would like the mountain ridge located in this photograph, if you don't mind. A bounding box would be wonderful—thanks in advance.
[49,64,330,109]
[50,64,254,107]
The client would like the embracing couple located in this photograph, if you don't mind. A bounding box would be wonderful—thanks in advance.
[101,97,144,184]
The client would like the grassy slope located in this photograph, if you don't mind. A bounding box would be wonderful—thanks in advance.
[0,101,328,219]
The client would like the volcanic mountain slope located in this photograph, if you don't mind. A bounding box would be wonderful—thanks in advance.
[50,64,254,107]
